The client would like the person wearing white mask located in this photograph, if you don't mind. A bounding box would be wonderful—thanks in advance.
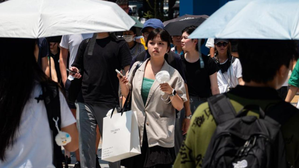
[123,27,145,59]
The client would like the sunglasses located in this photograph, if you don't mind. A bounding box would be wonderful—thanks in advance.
[216,42,228,47]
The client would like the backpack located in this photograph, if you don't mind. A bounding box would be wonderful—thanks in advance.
[203,94,292,168]
[40,82,63,168]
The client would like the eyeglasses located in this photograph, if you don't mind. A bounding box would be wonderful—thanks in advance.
[216,42,228,47]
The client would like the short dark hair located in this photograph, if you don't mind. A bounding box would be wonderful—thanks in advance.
[129,27,137,35]
[115,0,128,5]
[182,25,199,51]
[238,39,298,83]
[146,28,172,48]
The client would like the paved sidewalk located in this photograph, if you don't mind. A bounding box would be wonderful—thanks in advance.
[63,148,125,168]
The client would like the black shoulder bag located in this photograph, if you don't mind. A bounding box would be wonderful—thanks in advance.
[40,82,63,168]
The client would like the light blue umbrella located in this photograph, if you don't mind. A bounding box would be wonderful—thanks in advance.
[189,0,299,39]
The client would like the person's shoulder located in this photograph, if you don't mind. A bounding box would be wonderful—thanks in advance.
[110,35,126,44]
[205,54,218,67]
[203,54,212,61]
[275,101,299,118]
[79,38,91,47]
[191,101,216,132]
[134,50,147,61]
[231,56,239,63]
[137,42,145,48]
[168,51,181,59]
[82,38,90,42]
[193,101,211,119]
[38,38,48,47]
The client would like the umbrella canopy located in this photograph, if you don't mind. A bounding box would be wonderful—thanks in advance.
[0,0,135,38]
[189,0,299,39]
[164,17,207,36]
[131,16,143,28]
[163,14,209,26]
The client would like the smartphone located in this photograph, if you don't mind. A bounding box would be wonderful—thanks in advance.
[115,69,124,77]
[67,69,77,74]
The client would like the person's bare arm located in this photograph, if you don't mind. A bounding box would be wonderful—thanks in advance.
[209,47,215,58]
[117,65,131,98]
[160,83,184,111]
[210,72,220,95]
[182,83,191,135]
[42,57,49,76]
[61,123,79,152]
[59,47,69,86]
[117,73,130,98]
[238,77,245,86]
[292,59,297,71]
[285,85,299,102]
[44,57,58,82]
[171,94,184,111]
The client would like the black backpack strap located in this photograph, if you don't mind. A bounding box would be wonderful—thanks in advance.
[87,33,97,56]
[41,82,63,168]
[208,94,236,125]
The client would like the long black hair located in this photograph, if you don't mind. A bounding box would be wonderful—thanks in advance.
[0,38,50,161]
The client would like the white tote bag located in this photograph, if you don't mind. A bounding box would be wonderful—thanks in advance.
[101,110,141,162]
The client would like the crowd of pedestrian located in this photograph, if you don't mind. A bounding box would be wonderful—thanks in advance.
[1,0,299,168]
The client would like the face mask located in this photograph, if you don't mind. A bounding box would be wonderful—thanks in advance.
[123,35,134,42]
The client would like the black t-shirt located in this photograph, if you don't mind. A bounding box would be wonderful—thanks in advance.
[72,36,131,104]
[181,54,219,98]
[130,50,187,83]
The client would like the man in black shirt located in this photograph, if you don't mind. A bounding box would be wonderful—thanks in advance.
[70,32,131,168]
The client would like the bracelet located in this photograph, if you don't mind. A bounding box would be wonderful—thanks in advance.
[185,114,192,119]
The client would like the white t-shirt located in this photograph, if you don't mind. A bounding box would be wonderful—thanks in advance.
[217,58,242,93]
[205,38,215,48]
[0,83,76,168]
[60,34,93,68]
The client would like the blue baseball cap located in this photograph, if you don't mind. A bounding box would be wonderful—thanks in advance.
[141,19,164,33]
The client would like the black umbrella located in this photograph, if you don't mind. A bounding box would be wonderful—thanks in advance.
[163,14,208,26]
[164,17,207,36]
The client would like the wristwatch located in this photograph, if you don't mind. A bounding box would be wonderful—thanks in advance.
[185,114,192,120]
[170,89,177,97]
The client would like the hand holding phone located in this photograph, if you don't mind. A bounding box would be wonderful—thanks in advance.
[67,68,77,74]
[115,69,124,78]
